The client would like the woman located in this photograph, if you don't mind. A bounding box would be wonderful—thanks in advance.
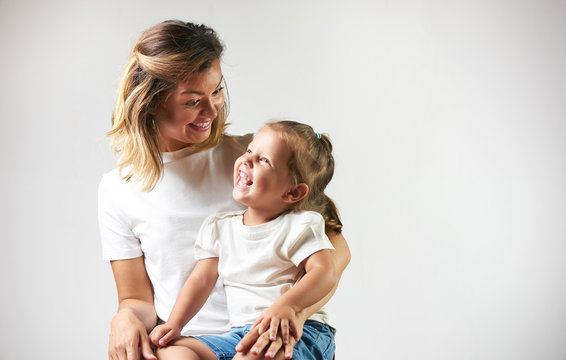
[98,20,350,360]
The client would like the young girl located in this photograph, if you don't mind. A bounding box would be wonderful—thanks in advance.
[149,120,343,360]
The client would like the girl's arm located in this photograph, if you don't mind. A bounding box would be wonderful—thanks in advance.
[252,249,337,347]
[109,257,158,360]
[296,231,351,321]
[237,231,351,359]
[149,258,219,347]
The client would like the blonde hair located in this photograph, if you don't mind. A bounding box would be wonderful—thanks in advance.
[265,121,343,233]
[108,20,228,191]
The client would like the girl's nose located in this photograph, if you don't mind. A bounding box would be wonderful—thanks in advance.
[242,154,253,167]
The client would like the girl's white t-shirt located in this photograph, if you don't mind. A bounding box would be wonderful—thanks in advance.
[195,210,336,328]
[98,134,251,336]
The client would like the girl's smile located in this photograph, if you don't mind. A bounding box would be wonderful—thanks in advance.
[233,128,296,224]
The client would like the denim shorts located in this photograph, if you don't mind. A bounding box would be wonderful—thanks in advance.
[194,320,336,360]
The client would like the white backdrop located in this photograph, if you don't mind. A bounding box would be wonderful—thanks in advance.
[1,1,565,359]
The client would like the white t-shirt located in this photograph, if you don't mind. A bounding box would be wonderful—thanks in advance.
[98,134,252,336]
[194,210,336,328]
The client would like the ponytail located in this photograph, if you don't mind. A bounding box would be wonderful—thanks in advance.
[265,121,343,233]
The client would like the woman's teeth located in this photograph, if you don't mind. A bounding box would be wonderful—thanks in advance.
[193,121,211,128]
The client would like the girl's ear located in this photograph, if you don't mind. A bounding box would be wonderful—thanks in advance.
[282,183,309,203]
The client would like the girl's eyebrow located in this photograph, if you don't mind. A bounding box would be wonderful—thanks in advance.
[181,76,224,95]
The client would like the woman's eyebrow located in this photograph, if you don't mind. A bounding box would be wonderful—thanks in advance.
[181,76,224,95]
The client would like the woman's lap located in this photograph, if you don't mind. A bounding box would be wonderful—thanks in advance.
[193,320,335,360]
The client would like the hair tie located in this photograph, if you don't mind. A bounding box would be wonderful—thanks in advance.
[315,132,321,139]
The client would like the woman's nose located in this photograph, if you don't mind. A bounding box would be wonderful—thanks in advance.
[201,97,221,118]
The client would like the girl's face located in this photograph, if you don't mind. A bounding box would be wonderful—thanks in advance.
[233,127,295,217]
[155,59,224,152]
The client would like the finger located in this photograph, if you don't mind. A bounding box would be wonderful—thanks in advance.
[110,342,126,360]
[149,329,161,346]
[258,317,270,335]
[280,319,289,345]
[151,326,169,346]
[235,327,260,352]
[159,329,175,346]
[125,335,140,360]
[265,336,283,359]
[252,316,263,329]
[284,341,295,360]
[288,318,300,341]
[126,346,138,360]
[251,331,271,355]
[285,344,293,359]
[268,318,280,341]
[140,332,157,360]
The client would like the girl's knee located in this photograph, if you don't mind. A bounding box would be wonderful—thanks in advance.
[156,345,200,360]
[233,351,285,360]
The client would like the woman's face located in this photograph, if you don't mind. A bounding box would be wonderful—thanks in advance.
[155,59,224,152]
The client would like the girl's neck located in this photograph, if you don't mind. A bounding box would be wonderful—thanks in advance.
[242,207,290,226]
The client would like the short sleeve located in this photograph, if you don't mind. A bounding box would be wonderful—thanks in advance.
[286,212,334,266]
[98,174,142,260]
[194,215,220,260]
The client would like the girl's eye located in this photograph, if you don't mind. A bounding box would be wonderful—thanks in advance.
[212,86,224,95]
[186,99,199,107]
[246,149,252,154]
[259,157,269,164]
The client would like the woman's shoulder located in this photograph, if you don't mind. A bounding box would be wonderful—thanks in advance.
[221,133,253,152]
[99,167,122,190]
[98,166,139,197]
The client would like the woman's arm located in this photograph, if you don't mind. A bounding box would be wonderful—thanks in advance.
[237,232,351,358]
[109,257,158,360]
[149,258,219,347]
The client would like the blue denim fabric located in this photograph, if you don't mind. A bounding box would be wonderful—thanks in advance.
[194,320,335,360]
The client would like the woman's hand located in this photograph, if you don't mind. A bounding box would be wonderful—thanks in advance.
[109,308,156,360]
[108,258,158,360]
[149,323,182,347]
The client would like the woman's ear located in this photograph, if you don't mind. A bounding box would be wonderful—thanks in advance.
[282,183,309,203]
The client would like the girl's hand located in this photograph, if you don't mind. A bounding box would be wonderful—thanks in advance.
[109,309,156,360]
[236,326,299,360]
[149,323,181,347]
[255,303,299,345]
[236,304,307,359]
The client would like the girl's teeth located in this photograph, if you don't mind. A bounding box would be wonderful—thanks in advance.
[238,171,252,185]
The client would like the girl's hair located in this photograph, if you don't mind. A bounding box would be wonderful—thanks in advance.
[265,121,343,233]
[108,20,228,191]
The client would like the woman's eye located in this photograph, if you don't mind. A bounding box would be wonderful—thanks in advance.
[213,86,224,95]
[186,99,199,107]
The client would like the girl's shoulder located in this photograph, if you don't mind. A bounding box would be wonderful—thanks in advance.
[284,210,325,225]
[203,209,246,225]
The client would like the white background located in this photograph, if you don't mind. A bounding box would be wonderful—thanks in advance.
[1,1,565,359]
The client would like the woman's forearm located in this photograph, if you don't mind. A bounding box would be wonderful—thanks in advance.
[116,298,158,332]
